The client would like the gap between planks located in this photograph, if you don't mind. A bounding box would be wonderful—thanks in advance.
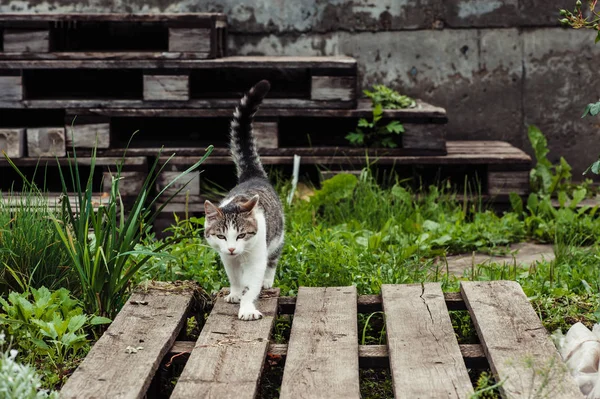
[168,341,488,370]
[277,292,466,314]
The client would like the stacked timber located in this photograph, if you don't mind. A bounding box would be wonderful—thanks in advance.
[0,13,531,231]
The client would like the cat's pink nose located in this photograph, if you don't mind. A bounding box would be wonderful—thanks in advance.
[228,248,235,254]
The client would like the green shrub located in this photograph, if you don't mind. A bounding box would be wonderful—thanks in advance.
[6,143,213,318]
[0,287,109,388]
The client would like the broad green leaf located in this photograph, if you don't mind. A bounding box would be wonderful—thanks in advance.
[68,314,87,332]
[527,193,539,213]
[31,337,50,350]
[571,188,587,208]
[90,316,112,325]
[596,30,600,43]
[509,193,523,214]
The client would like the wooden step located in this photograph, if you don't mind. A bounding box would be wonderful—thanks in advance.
[0,56,358,109]
[61,283,583,398]
[60,282,200,399]
[0,13,227,60]
[461,281,583,398]
[170,288,279,399]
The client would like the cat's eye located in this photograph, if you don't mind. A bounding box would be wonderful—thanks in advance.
[237,233,246,240]
[216,234,226,240]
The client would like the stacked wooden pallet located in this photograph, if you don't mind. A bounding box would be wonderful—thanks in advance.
[60,281,584,398]
[0,13,531,228]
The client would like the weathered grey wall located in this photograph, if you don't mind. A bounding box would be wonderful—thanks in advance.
[2,0,600,175]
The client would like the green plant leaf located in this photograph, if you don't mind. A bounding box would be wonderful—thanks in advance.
[90,315,112,325]
[67,314,87,332]
[357,118,370,127]
[596,30,600,43]
[582,101,600,118]
[385,121,405,134]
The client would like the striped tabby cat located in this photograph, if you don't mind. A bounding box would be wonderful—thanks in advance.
[204,80,285,321]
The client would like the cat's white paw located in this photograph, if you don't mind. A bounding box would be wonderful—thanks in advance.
[262,280,273,289]
[238,307,263,321]
[225,293,241,303]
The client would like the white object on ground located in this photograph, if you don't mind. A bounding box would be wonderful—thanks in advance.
[553,322,600,398]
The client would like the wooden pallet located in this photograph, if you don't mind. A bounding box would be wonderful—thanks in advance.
[0,57,357,109]
[62,99,447,156]
[155,141,531,205]
[0,13,227,60]
[60,281,583,399]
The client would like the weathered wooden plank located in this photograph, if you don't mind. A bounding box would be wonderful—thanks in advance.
[3,29,49,52]
[403,124,447,151]
[171,288,279,399]
[488,171,530,196]
[0,128,25,158]
[461,281,584,399]
[169,28,211,52]
[143,75,189,101]
[311,76,356,101]
[254,121,278,149]
[65,123,110,149]
[0,156,146,167]
[0,98,354,109]
[26,127,66,157]
[280,287,360,399]
[0,56,357,70]
[0,52,213,60]
[61,282,197,399]
[69,99,447,120]
[382,283,473,398]
[103,171,146,197]
[0,13,227,23]
[0,76,22,101]
[157,170,200,197]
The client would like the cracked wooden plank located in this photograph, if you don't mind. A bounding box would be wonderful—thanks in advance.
[61,282,197,399]
[461,281,583,399]
[382,283,473,398]
[280,286,360,399]
[170,288,279,399]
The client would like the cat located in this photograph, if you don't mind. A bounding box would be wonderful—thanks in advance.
[204,80,285,321]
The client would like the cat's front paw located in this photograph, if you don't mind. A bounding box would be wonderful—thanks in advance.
[238,306,263,321]
[224,293,241,303]
[262,280,273,289]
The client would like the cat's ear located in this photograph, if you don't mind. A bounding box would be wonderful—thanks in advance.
[240,195,259,213]
[204,200,222,220]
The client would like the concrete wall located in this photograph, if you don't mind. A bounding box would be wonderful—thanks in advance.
[2,0,600,175]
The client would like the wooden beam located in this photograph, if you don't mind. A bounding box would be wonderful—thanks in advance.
[280,287,360,399]
[461,281,583,399]
[311,76,356,102]
[3,28,49,52]
[382,283,473,398]
[65,123,110,149]
[143,75,190,102]
[169,28,211,53]
[0,76,22,101]
[26,127,66,157]
[0,128,25,158]
[170,289,280,399]
[61,282,198,399]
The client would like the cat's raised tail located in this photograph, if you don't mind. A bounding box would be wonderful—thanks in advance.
[230,80,271,182]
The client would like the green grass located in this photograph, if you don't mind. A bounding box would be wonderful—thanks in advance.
[0,189,74,295]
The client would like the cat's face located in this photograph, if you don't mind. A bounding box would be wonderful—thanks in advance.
[204,195,259,258]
